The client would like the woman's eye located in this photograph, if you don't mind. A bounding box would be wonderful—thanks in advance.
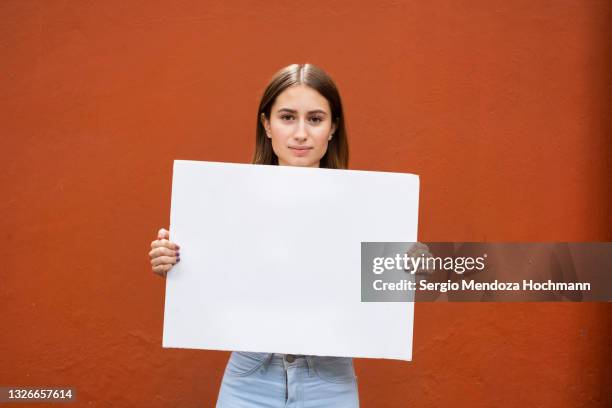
[310,117,323,123]
[280,114,294,121]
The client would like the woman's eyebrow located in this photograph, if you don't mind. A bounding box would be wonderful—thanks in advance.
[277,108,328,115]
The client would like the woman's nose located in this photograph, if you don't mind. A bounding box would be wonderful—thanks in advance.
[293,120,308,141]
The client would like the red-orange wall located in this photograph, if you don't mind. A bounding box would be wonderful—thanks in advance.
[1,1,610,407]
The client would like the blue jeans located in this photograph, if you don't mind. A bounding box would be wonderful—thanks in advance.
[216,352,360,407]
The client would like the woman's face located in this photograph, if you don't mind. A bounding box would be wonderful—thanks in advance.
[261,84,336,168]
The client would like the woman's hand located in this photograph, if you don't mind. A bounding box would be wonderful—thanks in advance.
[149,228,180,278]
[405,242,434,275]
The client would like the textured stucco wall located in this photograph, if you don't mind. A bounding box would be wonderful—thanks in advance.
[1,1,610,407]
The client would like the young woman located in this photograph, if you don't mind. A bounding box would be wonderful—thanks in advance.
[149,64,360,407]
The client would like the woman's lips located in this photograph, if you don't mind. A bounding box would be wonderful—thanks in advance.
[289,146,312,156]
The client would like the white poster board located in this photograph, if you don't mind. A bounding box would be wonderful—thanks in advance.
[163,160,419,361]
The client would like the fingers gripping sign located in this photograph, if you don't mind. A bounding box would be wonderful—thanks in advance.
[149,228,181,278]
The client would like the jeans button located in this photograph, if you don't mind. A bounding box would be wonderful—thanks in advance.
[285,354,295,363]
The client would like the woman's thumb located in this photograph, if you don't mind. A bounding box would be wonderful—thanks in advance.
[158,228,169,240]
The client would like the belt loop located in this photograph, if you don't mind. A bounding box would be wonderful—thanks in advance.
[305,355,315,377]
[260,353,275,374]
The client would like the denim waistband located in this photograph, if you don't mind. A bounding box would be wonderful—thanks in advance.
[260,353,315,377]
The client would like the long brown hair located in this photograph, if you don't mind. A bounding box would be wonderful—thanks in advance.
[252,64,349,169]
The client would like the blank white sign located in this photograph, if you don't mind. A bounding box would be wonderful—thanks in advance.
[163,160,419,361]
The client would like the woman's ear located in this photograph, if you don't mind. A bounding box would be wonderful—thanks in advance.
[329,120,338,141]
[260,113,272,138]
